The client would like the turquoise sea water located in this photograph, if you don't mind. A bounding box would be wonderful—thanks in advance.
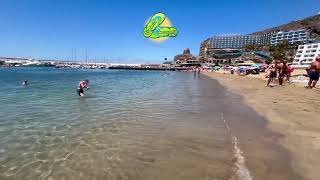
[0,68,236,180]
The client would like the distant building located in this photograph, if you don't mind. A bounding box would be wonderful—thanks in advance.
[199,32,276,55]
[205,35,262,49]
[292,42,320,68]
[200,29,311,56]
[259,32,275,45]
[199,48,268,65]
[173,48,199,67]
[270,29,310,46]
[109,63,141,67]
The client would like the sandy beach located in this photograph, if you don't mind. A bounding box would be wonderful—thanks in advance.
[204,72,320,180]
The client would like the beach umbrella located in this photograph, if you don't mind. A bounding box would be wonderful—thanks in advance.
[251,64,260,67]
[249,66,258,70]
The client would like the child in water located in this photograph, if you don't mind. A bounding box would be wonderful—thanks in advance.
[77,79,89,96]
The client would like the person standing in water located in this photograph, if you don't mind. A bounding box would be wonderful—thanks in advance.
[77,79,89,97]
[306,56,320,89]
[197,67,201,78]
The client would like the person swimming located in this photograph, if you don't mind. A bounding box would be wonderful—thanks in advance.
[77,79,89,96]
[22,80,28,86]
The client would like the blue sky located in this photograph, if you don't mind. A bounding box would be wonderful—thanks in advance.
[0,0,319,63]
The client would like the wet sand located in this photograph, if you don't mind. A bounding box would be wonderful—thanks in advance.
[204,72,320,180]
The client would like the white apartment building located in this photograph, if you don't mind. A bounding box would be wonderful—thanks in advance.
[292,42,320,68]
[270,29,309,46]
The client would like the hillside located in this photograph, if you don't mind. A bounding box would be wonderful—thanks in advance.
[251,14,320,37]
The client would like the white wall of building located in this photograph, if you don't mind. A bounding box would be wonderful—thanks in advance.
[109,63,141,67]
[292,42,320,68]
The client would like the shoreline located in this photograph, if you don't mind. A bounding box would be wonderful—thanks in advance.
[203,72,320,180]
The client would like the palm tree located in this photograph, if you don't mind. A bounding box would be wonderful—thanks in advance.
[279,40,289,49]
[244,44,257,62]
[270,40,290,61]
[245,44,256,52]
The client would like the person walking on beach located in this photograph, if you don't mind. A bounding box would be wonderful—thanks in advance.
[287,65,294,83]
[77,79,90,96]
[306,56,320,89]
[193,67,197,78]
[278,60,288,86]
[266,60,278,87]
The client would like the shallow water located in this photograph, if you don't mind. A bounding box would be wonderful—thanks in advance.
[0,68,299,180]
[0,68,236,180]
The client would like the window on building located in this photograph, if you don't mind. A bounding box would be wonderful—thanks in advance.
[313,45,318,48]
[304,55,308,57]
[306,50,311,53]
[299,46,304,49]
[307,46,312,48]
[312,50,316,53]
[310,54,315,57]
[296,55,301,57]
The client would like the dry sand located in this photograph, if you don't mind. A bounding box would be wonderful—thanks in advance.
[204,72,320,180]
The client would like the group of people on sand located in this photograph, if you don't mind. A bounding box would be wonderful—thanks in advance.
[266,56,320,89]
[266,60,293,87]
[21,79,90,97]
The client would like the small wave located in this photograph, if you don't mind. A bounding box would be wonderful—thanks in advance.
[232,136,252,180]
[221,114,253,180]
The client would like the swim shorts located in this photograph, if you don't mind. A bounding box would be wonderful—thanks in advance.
[270,71,277,78]
[279,71,288,78]
[309,71,320,81]
[77,89,84,96]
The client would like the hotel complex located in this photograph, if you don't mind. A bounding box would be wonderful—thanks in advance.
[206,35,263,49]
[270,29,310,46]
[197,28,318,68]
[292,42,320,67]
[201,29,310,51]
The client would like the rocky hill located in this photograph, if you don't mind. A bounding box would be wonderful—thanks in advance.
[251,14,320,38]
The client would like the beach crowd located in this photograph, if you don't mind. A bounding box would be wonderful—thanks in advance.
[266,56,320,89]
